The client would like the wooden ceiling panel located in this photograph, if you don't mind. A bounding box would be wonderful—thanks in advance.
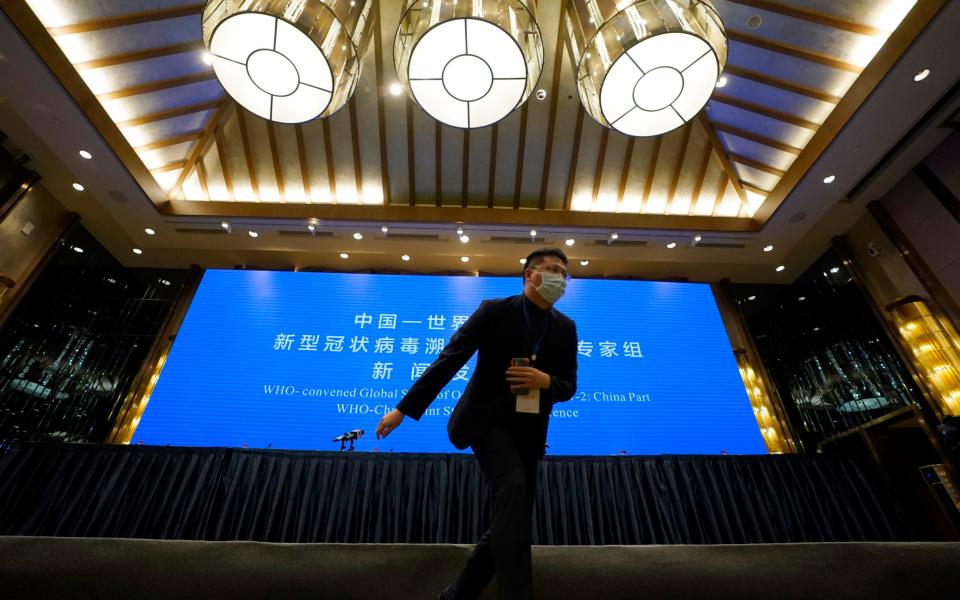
[10,0,936,232]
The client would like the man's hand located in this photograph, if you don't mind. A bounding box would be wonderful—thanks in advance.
[376,408,405,439]
[505,366,551,394]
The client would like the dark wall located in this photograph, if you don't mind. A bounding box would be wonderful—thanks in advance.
[735,249,922,451]
[0,225,186,450]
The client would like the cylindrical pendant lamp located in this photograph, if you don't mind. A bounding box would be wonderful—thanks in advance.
[394,0,544,129]
[202,0,375,123]
[565,0,727,137]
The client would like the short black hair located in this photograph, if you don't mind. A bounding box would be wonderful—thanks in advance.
[523,247,568,277]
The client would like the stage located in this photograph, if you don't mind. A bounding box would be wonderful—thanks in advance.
[0,442,917,544]
[1,536,959,599]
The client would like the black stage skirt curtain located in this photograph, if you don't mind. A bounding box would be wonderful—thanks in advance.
[0,442,912,544]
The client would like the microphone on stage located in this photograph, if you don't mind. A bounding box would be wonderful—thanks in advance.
[333,429,365,451]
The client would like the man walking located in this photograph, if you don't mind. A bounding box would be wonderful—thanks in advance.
[375,247,578,600]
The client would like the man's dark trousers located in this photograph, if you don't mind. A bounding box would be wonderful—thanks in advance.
[454,415,541,600]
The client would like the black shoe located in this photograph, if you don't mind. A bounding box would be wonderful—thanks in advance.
[438,584,457,600]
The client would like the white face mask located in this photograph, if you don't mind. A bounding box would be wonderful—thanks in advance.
[535,271,567,304]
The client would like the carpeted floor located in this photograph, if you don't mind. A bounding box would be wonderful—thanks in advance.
[1,536,959,599]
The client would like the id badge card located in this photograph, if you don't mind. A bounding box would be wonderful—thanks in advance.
[516,388,540,414]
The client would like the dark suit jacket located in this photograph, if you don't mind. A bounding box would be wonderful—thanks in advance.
[396,294,578,455]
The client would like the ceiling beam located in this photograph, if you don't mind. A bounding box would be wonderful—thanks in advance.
[321,115,337,202]
[405,99,416,206]
[461,130,470,208]
[666,123,693,214]
[727,31,861,73]
[152,160,186,173]
[688,139,713,215]
[728,153,787,177]
[724,0,887,36]
[710,93,820,130]
[116,99,221,128]
[616,137,636,212]
[173,101,231,197]
[160,199,760,233]
[741,181,772,196]
[538,2,570,211]
[215,124,234,201]
[47,4,204,36]
[97,72,216,101]
[697,114,750,209]
[486,124,499,208]
[266,121,285,199]
[591,127,610,207]
[348,99,364,205]
[640,135,662,214]
[722,65,841,104]
[74,40,205,70]
[513,104,530,209]
[563,108,586,211]
[710,122,802,154]
[134,130,202,152]
[236,106,260,201]
[372,2,391,206]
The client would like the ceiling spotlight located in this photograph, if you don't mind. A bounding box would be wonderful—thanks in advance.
[381,225,389,234]
[776,265,786,272]
[529,229,537,237]
[460,256,470,263]
[72,182,85,191]
[72,246,84,253]
[580,260,589,266]
[520,258,527,265]
[747,295,756,301]
[610,233,619,240]
[395,2,543,128]
[459,235,470,244]
[666,242,677,249]
[823,175,836,184]
[715,76,728,88]
[221,221,230,229]
[307,224,316,232]
[694,234,702,242]
[144,228,156,236]
[456,226,464,236]
[132,248,143,255]
[535,89,547,101]
[401,254,410,262]
[798,296,806,301]
[830,267,840,274]
[389,82,403,96]
[565,239,575,247]
[201,0,375,123]
[566,0,727,137]
[353,232,363,240]
[340,253,349,259]
[248,231,259,238]
[78,150,92,159]
[913,68,930,82]
[763,245,774,252]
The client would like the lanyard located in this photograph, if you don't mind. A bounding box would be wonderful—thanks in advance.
[522,298,552,361]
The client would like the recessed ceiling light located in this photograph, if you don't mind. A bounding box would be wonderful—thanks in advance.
[248,231,258,238]
[830,267,840,274]
[913,68,930,82]
[389,82,403,96]
[610,233,619,240]
[715,76,727,88]
[529,229,537,237]
[520,258,527,265]
[776,265,786,272]
[381,225,389,234]
[72,182,84,191]
[746,14,762,29]
[763,245,774,252]
[340,253,349,259]
[813,327,821,332]
[535,89,547,101]
[401,254,410,262]
[823,175,836,184]
[132,248,143,255]
[459,235,470,244]
[72,246,84,253]
[747,295,756,301]
[456,226,464,236]
[694,234,702,242]
[798,296,806,301]
[307,224,316,232]
[460,256,470,263]
[565,238,575,247]
[353,232,363,240]
[78,150,92,159]
[221,221,230,229]
[144,228,156,235]
[667,242,677,249]
[580,260,589,266]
